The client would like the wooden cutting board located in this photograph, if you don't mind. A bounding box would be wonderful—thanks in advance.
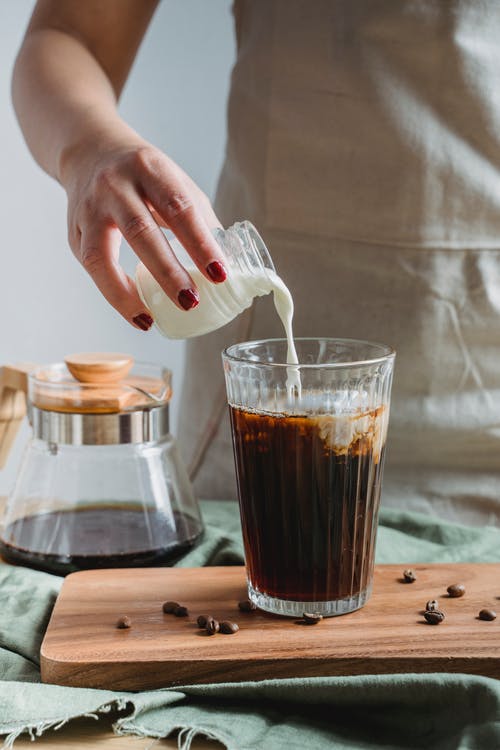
[40,564,500,691]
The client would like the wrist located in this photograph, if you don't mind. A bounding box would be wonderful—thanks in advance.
[57,116,145,187]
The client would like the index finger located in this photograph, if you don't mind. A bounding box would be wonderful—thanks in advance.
[140,173,228,284]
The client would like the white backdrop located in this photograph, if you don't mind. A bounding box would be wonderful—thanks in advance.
[0,0,235,494]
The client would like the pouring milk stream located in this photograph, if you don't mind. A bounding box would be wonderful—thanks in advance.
[136,221,301,398]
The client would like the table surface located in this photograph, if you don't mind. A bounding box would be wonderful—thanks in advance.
[11,715,222,748]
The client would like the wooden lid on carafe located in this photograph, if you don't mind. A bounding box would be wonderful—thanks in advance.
[31,354,171,414]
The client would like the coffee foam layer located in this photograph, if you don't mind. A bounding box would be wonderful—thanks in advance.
[230,403,388,460]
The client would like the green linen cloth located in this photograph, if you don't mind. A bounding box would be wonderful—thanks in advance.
[1,500,499,750]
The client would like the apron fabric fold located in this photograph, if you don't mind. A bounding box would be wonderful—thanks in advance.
[178,0,500,525]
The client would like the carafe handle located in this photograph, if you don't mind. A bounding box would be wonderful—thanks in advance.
[0,364,34,469]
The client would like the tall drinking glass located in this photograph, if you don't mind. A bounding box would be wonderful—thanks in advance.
[222,338,395,617]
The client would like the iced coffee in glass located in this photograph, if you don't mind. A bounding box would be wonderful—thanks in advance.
[222,338,395,617]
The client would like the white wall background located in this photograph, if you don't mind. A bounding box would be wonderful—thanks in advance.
[0,0,235,495]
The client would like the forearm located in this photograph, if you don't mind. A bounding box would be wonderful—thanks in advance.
[12,28,139,183]
[11,0,224,329]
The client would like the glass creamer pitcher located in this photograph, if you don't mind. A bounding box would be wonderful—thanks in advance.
[136,221,281,339]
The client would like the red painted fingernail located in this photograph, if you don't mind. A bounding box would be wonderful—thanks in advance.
[178,288,200,311]
[133,313,154,331]
[206,261,227,283]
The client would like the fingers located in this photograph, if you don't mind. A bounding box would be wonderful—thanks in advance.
[67,143,228,329]
[183,171,223,231]
[137,153,227,283]
[78,223,154,330]
[108,192,200,310]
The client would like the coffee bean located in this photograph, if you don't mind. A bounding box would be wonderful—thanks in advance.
[220,620,239,634]
[205,617,219,635]
[302,612,323,625]
[424,610,445,625]
[162,601,180,614]
[426,600,439,612]
[238,600,257,612]
[478,608,497,621]
[403,569,416,583]
[116,615,131,629]
[447,584,465,598]
[197,614,209,628]
[173,605,189,617]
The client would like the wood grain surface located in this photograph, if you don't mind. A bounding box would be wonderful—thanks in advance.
[64,353,134,384]
[41,564,500,691]
[11,715,222,749]
[0,365,29,469]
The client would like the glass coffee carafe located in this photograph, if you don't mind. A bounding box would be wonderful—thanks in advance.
[0,354,203,575]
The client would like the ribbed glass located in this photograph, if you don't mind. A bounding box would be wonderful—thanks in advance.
[222,338,395,617]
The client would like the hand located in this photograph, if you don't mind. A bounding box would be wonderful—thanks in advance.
[61,129,227,330]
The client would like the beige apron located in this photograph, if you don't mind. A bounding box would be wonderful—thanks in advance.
[178,0,500,526]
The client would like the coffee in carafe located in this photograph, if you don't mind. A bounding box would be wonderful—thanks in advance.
[0,355,203,575]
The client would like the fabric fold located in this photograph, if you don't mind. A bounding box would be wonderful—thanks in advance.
[0,500,499,749]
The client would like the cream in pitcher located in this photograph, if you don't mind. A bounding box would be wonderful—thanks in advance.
[136,221,301,396]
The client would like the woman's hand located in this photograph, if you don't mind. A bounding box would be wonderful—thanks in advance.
[13,0,227,329]
[61,130,227,330]
[13,1,227,329]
